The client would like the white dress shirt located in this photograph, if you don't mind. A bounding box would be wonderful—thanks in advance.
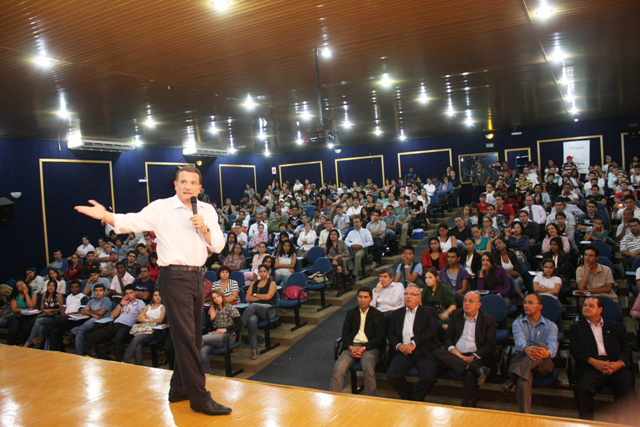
[587,318,607,357]
[401,306,418,346]
[345,227,374,248]
[114,195,224,267]
[452,313,478,354]
[371,282,405,312]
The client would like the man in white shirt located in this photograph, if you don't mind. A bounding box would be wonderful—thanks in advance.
[613,194,640,220]
[345,217,373,279]
[521,195,547,226]
[616,208,634,241]
[333,206,351,233]
[546,199,577,226]
[247,212,267,241]
[346,198,363,221]
[432,291,494,407]
[233,223,248,249]
[524,166,539,186]
[108,261,135,299]
[484,183,496,205]
[371,268,404,317]
[75,166,230,415]
[366,211,387,267]
[318,220,341,249]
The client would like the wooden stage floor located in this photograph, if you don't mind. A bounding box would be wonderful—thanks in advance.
[0,345,619,427]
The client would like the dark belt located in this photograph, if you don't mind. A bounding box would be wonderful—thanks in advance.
[160,265,204,272]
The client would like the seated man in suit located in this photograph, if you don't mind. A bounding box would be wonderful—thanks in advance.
[386,283,439,402]
[330,286,386,396]
[569,297,638,421]
[432,291,495,407]
[499,293,558,413]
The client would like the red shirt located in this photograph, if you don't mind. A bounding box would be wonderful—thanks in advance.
[497,204,515,219]
[478,202,488,212]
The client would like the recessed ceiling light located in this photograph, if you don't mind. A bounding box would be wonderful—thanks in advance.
[374,126,383,136]
[34,55,52,69]
[212,0,229,12]
[537,0,553,20]
[244,94,256,110]
[380,73,393,88]
[321,47,332,58]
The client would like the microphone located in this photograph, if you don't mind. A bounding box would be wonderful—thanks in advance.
[190,196,198,215]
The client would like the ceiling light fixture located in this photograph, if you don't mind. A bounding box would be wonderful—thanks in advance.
[321,47,332,58]
[209,116,218,134]
[465,110,474,127]
[398,129,407,141]
[537,0,553,20]
[133,134,143,147]
[34,54,52,69]
[244,94,256,110]
[380,73,393,88]
[419,84,429,104]
[212,0,230,12]
[374,126,383,136]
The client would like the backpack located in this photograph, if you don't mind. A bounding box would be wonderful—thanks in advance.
[283,286,308,300]
[399,261,427,288]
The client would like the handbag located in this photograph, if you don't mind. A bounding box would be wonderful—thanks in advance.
[130,322,157,336]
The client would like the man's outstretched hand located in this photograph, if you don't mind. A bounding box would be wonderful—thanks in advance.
[75,200,114,225]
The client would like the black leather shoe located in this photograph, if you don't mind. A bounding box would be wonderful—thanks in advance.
[191,398,232,416]
[498,379,515,394]
[475,366,491,386]
[168,388,189,403]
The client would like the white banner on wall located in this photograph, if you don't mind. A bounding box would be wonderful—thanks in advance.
[563,140,590,174]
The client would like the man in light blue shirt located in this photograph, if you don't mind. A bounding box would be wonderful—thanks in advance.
[345,217,373,279]
[499,293,558,413]
[84,285,145,361]
[65,283,113,355]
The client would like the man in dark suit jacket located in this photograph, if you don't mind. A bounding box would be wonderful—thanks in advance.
[433,291,495,407]
[386,283,439,401]
[569,297,638,421]
[330,286,386,396]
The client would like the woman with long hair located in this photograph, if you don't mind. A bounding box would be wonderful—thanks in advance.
[122,290,166,365]
[46,268,67,294]
[542,223,570,254]
[64,254,82,281]
[422,267,457,330]
[493,237,526,296]
[297,221,317,258]
[24,280,63,348]
[242,264,277,359]
[436,223,457,253]
[480,216,499,239]
[505,222,530,258]
[274,240,296,286]
[326,228,351,296]
[6,280,36,345]
[244,242,269,287]
[223,243,246,272]
[476,253,510,298]
[421,237,447,271]
[541,236,572,285]
[199,289,241,373]
[533,259,562,299]
[212,265,239,304]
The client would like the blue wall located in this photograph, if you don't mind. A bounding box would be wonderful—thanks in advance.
[0,116,636,280]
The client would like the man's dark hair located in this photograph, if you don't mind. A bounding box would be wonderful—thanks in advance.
[69,280,81,288]
[124,284,136,293]
[624,194,637,202]
[87,251,95,256]
[527,293,543,305]
[553,198,565,205]
[177,166,202,184]
[357,286,373,297]
[116,261,126,268]
[93,283,105,291]
[378,267,393,277]
[128,250,137,256]
[89,267,100,275]
[403,245,415,254]
[585,244,600,257]
[629,218,640,225]
[140,265,149,272]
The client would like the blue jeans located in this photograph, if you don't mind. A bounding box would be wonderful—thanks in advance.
[200,331,232,374]
[26,315,55,347]
[72,318,100,355]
